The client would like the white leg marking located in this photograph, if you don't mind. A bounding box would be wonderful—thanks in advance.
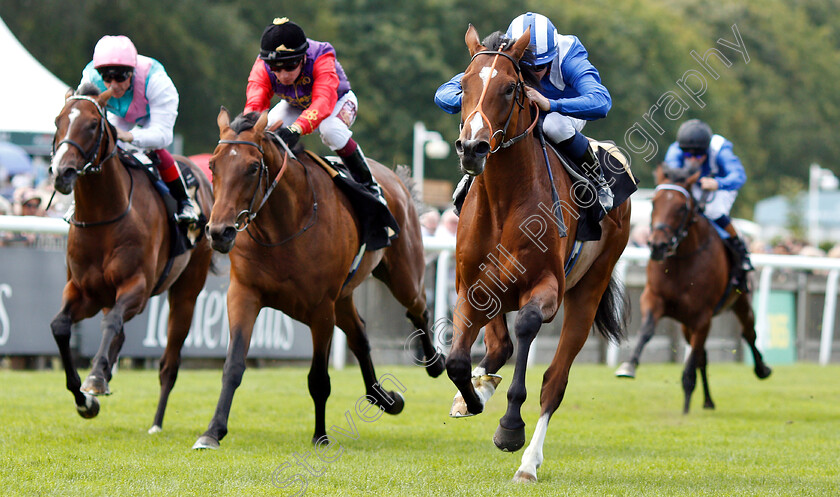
[517,413,550,479]
[472,366,486,377]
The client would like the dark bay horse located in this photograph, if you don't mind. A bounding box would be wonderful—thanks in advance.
[192,109,444,449]
[446,26,631,482]
[614,164,771,412]
[49,85,214,431]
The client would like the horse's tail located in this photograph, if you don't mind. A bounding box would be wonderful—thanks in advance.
[394,164,424,213]
[593,274,629,343]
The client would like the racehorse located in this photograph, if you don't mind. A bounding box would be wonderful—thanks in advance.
[192,108,444,449]
[446,26,632,482]
[614,163,772,412]
[49,85,215,432]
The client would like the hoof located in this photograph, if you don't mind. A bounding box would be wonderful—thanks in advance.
[192,435,220,450]
[512,470,537,483]
[615,362,637,378]
[312,434,330,446]
[449,392,475,418]
[424,353,446,378]
[493,424,525,452]
[384,391,405,415]
[148,425,162,434]
[81,375,111,396]
[703,400,716,410]
[75,394,100,419]
[755,364,772,380]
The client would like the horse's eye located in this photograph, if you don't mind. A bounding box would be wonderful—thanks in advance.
[505,84,516,96]
[246,162,260,175]
[89,119,99,131]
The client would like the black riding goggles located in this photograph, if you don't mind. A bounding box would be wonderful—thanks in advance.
[267,57,304,72]
[98,67,133,83]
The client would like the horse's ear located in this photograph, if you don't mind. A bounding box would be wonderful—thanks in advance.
[64,88,73,99]
[217,106,231,133]
[254,111,269,135]
[654,163,667,184]
[686,168,702,186]
[465,24,483,57]
[510,25,531,61]
[97,87,113,107]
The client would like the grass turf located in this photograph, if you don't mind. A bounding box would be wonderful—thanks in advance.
[0,362,837,496]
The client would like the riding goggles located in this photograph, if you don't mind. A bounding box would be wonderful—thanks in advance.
[98,67,133,83]
[681,149,707,159]
[268,57,303,72]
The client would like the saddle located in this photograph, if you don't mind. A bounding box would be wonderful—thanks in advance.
[302,149,399,252]
[545,139,638,242]
[117,149,207,292]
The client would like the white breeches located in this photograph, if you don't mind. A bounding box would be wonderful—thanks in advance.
[542,112,586,143]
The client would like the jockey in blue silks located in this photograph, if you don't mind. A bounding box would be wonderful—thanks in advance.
[663,118,754,274]
[435,12,614,214]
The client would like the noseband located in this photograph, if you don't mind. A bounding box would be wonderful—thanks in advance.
[651,184,697,256]
[462,48,540,153]
[52,96,117,176]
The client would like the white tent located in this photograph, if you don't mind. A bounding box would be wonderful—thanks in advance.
[0,16,71,154]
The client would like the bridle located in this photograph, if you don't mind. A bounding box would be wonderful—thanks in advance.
[462,48,540,153]
[52,96,118,176]
[215,135,318,247]
[651,183,698,257]
[53,95,133,228]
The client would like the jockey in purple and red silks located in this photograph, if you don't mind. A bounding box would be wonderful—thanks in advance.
[80,35,198,224]
[244,17,386,205]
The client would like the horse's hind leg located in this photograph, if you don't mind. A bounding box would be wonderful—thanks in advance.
[51,283,99,418]
[733,293,772,379]
[477,314,513,375]
[335,296,405,417]
[150,257,210,434]
[697,347,715,409]
[373,259,445,377]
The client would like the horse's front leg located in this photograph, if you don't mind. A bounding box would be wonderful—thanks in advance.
[615,289,663,378]
[495,279,559,453]
[51,282,99,418]
[193,283,260,449]
[82,276,147,396]
[446,292,494,417]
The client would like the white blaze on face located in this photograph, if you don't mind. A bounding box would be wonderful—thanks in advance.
[228,149,238,157]
[469,112,484,141]
[51,108,81,167]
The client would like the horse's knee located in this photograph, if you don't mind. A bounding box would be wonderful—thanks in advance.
[445,350,471,385]
[50,313,72,339]
[307,370,331,403]
[513,305,542,342]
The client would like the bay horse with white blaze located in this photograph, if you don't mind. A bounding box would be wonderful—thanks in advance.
[49,85,214,431]
[446,26,632,482]
[192,109,444,449]
[614,164,771,412]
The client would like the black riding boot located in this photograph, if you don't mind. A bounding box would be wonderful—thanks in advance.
[342,146,386,205]
[726,235,755,272]
[165,177,199,225]
[452,174,473,216]
[575,145,614,212]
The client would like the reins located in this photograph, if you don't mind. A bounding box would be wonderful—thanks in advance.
[463,48,540,153]
[216,134,318,247]
[651,184,707,258]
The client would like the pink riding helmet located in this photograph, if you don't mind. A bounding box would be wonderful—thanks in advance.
[93,35,138,68]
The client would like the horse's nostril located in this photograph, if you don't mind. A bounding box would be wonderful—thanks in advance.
[455,140,464,155]
[474,141,490,157]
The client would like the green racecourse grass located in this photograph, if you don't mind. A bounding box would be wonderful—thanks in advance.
[0,363,837,496]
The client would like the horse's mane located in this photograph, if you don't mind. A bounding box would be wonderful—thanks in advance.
[231,112,261,134]
[481,31,541,88]
[76,82,101,97]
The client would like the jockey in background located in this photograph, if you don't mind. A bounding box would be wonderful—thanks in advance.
[664,118,755,277]
[435,12,614,214]
[244,17,386,205]
[80,35,198,224]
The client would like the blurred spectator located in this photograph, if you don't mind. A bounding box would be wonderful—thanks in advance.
[13,187,45,217]
[419,209,441,237]
[435,208,458,240]
[628,224,650,248]
[828,245,840,259]
[797,245,826,258]
[749,239,770,255]
[0,194,11,215]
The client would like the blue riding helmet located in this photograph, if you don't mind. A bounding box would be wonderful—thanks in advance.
[506,12,558,66]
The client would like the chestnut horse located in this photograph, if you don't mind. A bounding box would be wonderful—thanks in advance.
[615,164,771,411]
[49,85,214,431]
[192,109,444,449]
[445,26,631,482]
